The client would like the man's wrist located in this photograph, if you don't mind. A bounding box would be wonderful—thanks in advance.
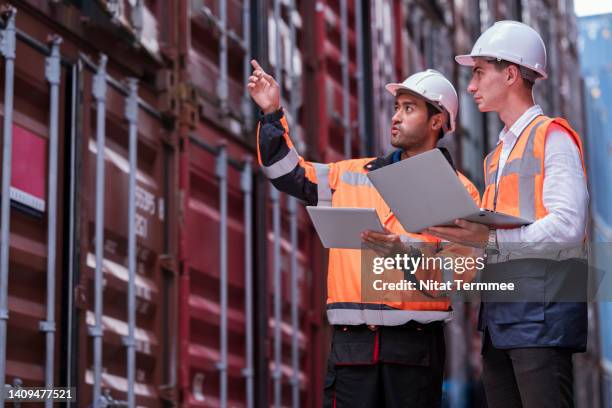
[262,104,281,115]
[259,107,284,123]
[485,228,499,254]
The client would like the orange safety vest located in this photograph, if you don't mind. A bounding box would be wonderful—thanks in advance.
[258,115,481,325]
[482,115,586,220]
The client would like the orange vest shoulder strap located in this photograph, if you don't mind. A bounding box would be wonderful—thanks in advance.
[532,116,587,177]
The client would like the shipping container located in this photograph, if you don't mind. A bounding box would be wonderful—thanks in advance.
[453,0,491,190]
[302,0,369,161]
[76,59,177,407]
[1,1,178,407]
[580,14,612,229]
[581,59,610,408]
[176,1,327,407]
[579,12,612,408]
[1,10,70,402]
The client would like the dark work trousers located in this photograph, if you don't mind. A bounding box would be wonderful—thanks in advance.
[323,321,445,408]
[481,331,575,408]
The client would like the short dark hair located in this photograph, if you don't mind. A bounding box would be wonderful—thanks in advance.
[426,102,446,141]
[484,58,536,89]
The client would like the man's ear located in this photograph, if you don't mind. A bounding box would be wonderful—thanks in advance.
[506,65,520,86]
[431,113,443,130]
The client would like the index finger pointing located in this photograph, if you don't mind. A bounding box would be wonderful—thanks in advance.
[251,59,264,72]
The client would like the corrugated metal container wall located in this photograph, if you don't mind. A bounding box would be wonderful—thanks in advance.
[579,14,612,229]
[2,2,178,407]
[580,78,609,408]
[380,0,459,159]
[556,0,584,133]
[579,68,609,408]
[77,61,177,407]
[303,0,362,161]
[177,1,326,407]
[1,10,68,398]
[369,0,396,156]
[579,13,612,408]
[453,0,490,189]
[599,303,612,408]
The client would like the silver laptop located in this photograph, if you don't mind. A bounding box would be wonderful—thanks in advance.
[306,207,384,249]
[367,149,532,233]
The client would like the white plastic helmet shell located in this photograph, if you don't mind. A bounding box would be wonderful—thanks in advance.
[455,20,548,79]
[385,69,458,135]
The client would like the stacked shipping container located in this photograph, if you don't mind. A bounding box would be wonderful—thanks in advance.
[0,0,332,406]
[177,0,327,407]
[302,0,369,161]
[1,1,178,407]
[579,12,612,408]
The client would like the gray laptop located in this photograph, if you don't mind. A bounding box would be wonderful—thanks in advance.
[306,207,384,249]
[367,149,532,233]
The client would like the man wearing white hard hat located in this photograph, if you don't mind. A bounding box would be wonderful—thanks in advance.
[248,60,480,407]
[425,20,589,407]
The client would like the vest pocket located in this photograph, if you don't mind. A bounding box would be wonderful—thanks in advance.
[489,301,545,324]
[482,259,546,303]
[330,326,377,365]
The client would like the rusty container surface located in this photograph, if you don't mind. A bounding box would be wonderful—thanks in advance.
[2,2,178,406]
[177,0,327,407]
[0,1,352,407]
[302,0,361,162]
[2,12,69,393]
[178,136,325,407]
[77,65,177,406]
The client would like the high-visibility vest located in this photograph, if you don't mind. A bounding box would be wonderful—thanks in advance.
[257,114,481,325]
[479,115,589,350]
[482,115,586,220]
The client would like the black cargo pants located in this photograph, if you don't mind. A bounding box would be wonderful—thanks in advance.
[323,321,445,408]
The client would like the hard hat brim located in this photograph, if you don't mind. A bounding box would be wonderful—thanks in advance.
[385,83,435,101]
[455,54,476,66]
[455,53,548,79]
[385,83,404,96]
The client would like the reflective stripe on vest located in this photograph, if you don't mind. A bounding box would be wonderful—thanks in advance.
[483,117,546,221]
[486,242,588,264]
[326,303,452,325]
[312,162,332,206]
[484,119,545,190]
[483,116,586,223]
[341,171,373,187]
[310,159,479,322]
[261,147,300,179]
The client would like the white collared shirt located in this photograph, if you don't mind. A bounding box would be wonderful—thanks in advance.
[493,105,589,249]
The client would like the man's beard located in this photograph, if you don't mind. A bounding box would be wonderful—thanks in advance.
[391,129,425,150]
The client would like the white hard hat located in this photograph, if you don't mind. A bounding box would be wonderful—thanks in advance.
[385,69,458,135]
[455,20,547,80]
